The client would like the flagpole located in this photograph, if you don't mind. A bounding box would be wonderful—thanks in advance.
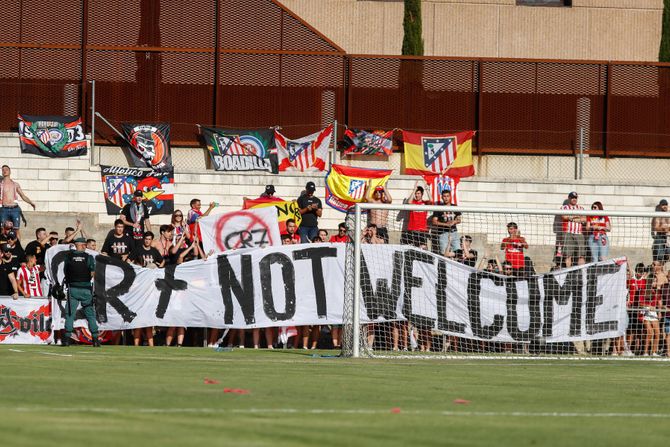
[331,120,337,167]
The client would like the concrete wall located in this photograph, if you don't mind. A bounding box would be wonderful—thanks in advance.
[280,0,664,61]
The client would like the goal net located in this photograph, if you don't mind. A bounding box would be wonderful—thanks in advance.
[341,203,670,358]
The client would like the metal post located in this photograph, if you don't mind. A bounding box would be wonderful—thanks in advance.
[90,80,96,166]
[352,203,362,358]
[579,126,584,180]
[331,119,338,167]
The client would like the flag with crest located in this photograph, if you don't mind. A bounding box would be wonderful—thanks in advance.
[325,164,392,212]
[424,174,460,205]
[275,124,333,172]
[342,129,393,156]
[403,130,475,177]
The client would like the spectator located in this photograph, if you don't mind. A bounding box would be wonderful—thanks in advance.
[0,165,36,239]
[400,181,430,249]
[86,239,97,251]
[16,253,42,297]
[187,198,216,241]
[626,262,647,356]
[560,191,586,267]
[313,229,329,243]
[1,221,14,240]
[120,190,152,242]
[47,231,59,247]
[329,223,350,243]
[430,189,461,255]
[297,181,322,243]
[59,219,85,245]
[361,223,384,244]
[4,230,25,264]
[453,235,477,267]
[641,263,663,356]
[24,227,48,271]
[281,234,293,245]
[101,219,135,261]
[284,218,302,244]
[130,231,164,268]
[586,201,611,262]
[651,199,670,263]
[501,222,530,276]
[260,184,276,199]
[365,185,392,243]
[0,243,19,299]
[171,209,191,248]
[486,258,502,274]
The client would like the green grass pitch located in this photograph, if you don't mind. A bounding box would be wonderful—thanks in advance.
[2,346,669,446]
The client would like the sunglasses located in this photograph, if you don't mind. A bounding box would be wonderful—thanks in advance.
[174,214,183,217]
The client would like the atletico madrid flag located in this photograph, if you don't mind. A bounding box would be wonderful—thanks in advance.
[275,124,333,172]
[403,130,475,177]
[342,129,394,156]
[325,164,393,212]
[424,174,460,205]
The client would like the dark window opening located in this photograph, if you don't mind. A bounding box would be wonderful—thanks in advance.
[517,0,572,6]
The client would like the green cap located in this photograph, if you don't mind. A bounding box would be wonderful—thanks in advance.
[73,237,86,243]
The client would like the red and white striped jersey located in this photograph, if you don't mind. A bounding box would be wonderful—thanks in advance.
[561,204,584,234]
[17,265,42,297]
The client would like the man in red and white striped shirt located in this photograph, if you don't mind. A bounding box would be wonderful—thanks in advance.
[16,253,42,297]
[561,191,586,267]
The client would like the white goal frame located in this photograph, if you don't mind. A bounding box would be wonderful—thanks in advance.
[349,203,669,358]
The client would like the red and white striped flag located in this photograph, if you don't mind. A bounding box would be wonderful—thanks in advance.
[275,124,333,172]
[424,174,460,205]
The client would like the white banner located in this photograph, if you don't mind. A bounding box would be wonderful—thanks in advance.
[198,207,282,254]
[359,245,627,343]
[0,297,52,344]
[44,244,627,342]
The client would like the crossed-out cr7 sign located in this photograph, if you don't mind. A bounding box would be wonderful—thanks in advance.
[198,207,282,254]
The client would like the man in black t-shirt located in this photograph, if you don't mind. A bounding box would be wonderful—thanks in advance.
[0,243,19,298]
[430,190,462,256]
[3,231,25,264]
[297,181,322,243]
[130,231,164,268]
[120,190,152,242]
[102,219,135,261]
[25,227,48,272]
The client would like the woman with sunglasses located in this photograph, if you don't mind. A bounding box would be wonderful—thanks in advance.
[171,209,191,248]
[585,201,611,262]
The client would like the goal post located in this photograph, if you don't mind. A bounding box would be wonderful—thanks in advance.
[342,202,670,359]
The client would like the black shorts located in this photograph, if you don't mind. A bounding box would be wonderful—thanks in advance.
[376,227,389,244]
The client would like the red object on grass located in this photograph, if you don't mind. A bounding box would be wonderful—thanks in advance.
[453,399,470,405]
[204,378,220,384]
[224,388,250,394]
[390,407,402,414]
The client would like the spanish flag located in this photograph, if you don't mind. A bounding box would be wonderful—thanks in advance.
[402,130,475,177]
[325,164,393,212]
[243,197,302,233]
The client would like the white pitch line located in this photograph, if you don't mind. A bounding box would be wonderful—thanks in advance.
[8,348,24,352]
[12,407,670,418]
[37,351,73,357]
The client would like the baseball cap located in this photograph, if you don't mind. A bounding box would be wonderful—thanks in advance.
[265,185,275,194]
[374,185,384,192]
[133,190,144,197]
[660,199,668,206]
[74,237,86,244]
[0,243,9,252]
[568,191,578,199]
[7,230,16,240]
[305,181,316,192]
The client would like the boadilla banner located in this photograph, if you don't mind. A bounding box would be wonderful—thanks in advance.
[201,126,275,173]
[121,123,172,171]
[0,297,52,344]
[17,115,88,158]
[45,244,626,343]
[100,165,174,215]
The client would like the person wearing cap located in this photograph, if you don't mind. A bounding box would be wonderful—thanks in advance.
[365,184,392,243]
[120,190,152,242]
[260,184,277,199]
[62,237,99,347]
[560,191,586,267]
[4,229,25,264]
[0,165,36,240]
[297,181,322,243]
[652,199,670,263]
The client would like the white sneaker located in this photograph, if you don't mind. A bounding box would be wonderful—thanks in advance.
[651,352,660,357]
[207,343,215,348]
[622,350,634,357]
